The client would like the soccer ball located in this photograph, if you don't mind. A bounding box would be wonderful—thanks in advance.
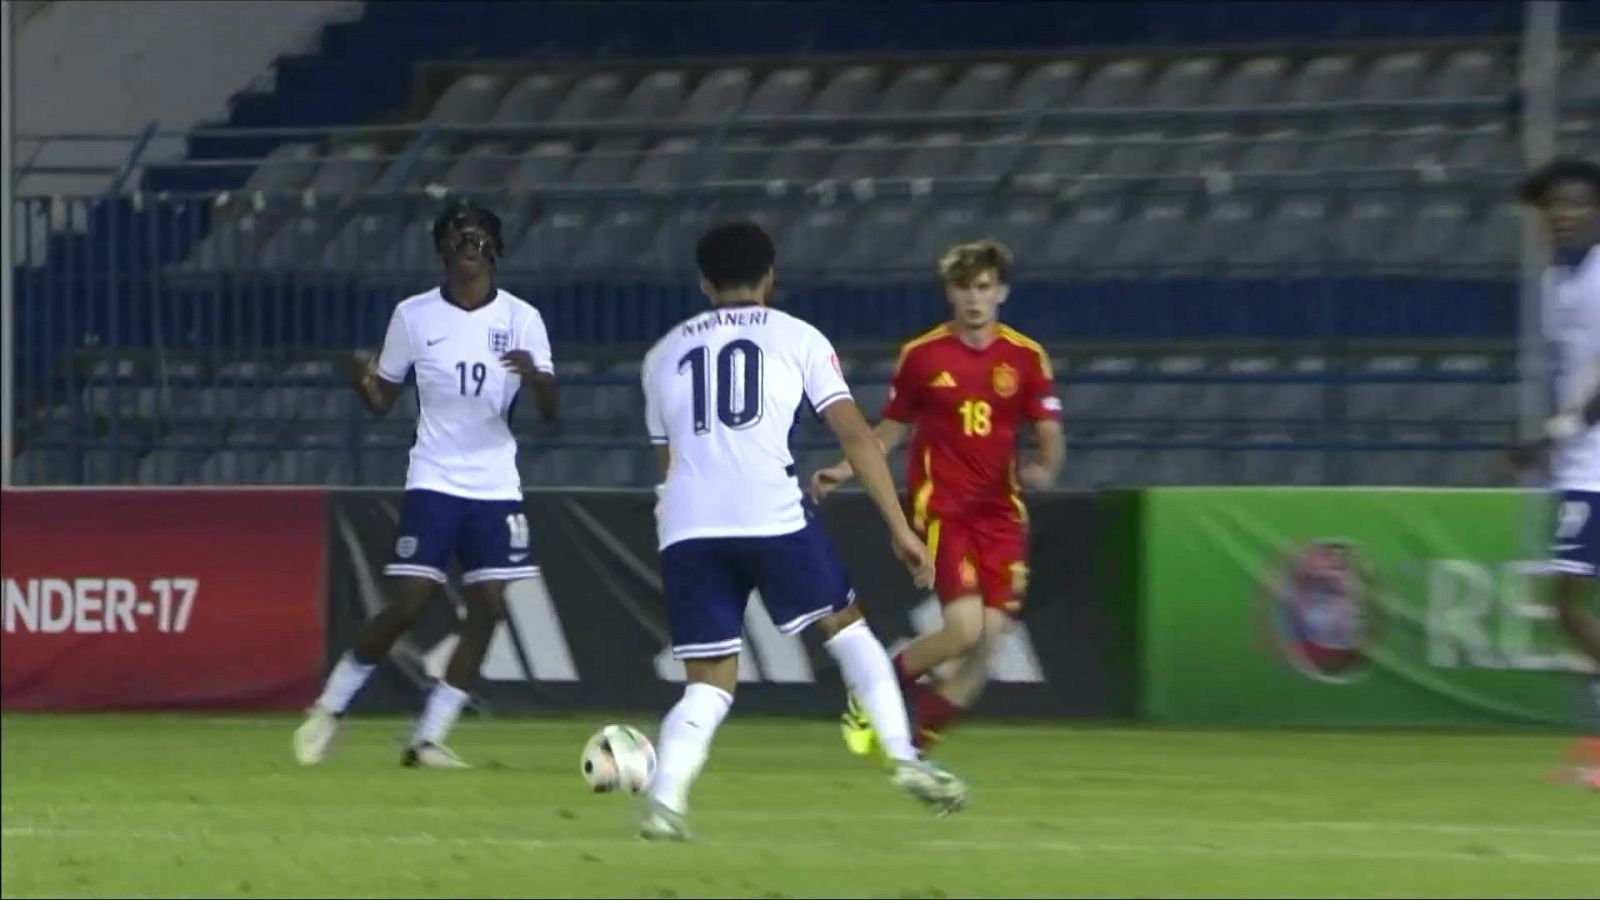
[581,724,656,794]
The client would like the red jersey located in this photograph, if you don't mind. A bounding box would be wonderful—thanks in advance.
[881,323,1061,528]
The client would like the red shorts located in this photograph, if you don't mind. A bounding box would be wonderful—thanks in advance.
[922,513,1028,615]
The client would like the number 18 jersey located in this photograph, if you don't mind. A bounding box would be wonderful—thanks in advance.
[642,304,851,549]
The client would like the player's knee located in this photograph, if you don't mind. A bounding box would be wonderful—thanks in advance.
[384,578,435,619]
[1554,578,1591,633]
[813,602,864,638]
[468,587,508,622]
[944,610,985,655]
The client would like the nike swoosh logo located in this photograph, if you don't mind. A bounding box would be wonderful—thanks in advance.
[1556,544,1584,552]
[426,337,446,346]
[509,553,528,562]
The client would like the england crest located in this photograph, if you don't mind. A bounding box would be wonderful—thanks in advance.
[488,329,512,354]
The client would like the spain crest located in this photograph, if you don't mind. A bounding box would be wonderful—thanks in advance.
[992,363,1019,398]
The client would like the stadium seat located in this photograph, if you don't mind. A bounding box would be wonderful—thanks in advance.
[1012,60,1080,110]
[427,73,508,124]
[1034,201,1123,270]
[835,203,919,272]
[761,135,834,182]
[493,73,567,123]
[1424,48,1508,98]
[308,142,384,198]
[809,65,883,116]
[1281,54,1356,103]
[241,142,322,194]
[1167,130,1236,177]
[1561,48,1600,103]
[899,203,983,270]
[1358,51,1429,101]
[1145,57,1220,108]
[746,67,816,118]
[936,62,1014,112]
[1232,195,1327,267]
[1077,59,1149,107]
[571,208,663,270]
[617,69,687,120]
[784,208,855,271]
[1209,56,1287,106]
[878,64,947,115]
[682,67,753,120]
[1171,199,1255,267]
[569,138,644,185]
[1445,122,1517,173]
[1105,199,1189,269]
[1390,198,1471,268]
[551,72,625,121]
[825,132,901,182]
[1328,197,1402,268]
[897,132,970,180]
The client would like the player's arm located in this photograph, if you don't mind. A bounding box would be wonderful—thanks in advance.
[1511,354,1600,472]
[643,353,671,481]
[815,419,909,483]
[822,399,932,588]
[1020,419,1066,490]
[355,308,413,415]
[1017,349,1066,490]
[349,356,403,415]
[504,310,559,421]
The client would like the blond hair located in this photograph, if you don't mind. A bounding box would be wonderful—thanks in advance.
[936,239,1012,286]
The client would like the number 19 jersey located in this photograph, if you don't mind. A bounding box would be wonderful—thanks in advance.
[376,287,554,501]
[642,304,851,549]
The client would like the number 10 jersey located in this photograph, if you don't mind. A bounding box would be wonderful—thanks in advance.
[642,304,851,550]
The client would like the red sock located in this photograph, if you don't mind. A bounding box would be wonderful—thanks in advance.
[914,689,966,750]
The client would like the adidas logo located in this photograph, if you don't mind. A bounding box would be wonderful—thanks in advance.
[928,371,957,388]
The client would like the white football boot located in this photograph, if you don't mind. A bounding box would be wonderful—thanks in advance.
[292,704,341,766]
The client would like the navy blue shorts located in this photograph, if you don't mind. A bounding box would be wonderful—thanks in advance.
[385,489,539,585]
[660,519,856,659]
[1550,490,1600,579]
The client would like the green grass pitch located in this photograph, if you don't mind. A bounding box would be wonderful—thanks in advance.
[2,715,1596,898]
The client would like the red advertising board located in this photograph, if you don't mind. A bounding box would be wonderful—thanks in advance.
[1,490,326,711]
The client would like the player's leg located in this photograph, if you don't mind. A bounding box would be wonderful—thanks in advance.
[890,518,986,686]
[1547,491,1600,787]
[641,539,748,839]
[401,499,540,768]
[755,522,966,812]
[910,521,1028,748]
[294,491,456,765]
[643,654,737,840]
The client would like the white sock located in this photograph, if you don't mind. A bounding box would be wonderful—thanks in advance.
[826,620,917,763]
[648,682,733,814]
[316,652,376,714]
[412,681,470,747]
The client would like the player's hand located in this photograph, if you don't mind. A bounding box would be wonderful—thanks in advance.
[347,352,380,396]
[891,525,934,590]
[500,350,544,379]
[1506,437,1552,474]
[1018,461,1056,491]
[809,464,852,503]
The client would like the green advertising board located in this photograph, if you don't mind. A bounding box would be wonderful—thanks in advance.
[1138,488,1594,727]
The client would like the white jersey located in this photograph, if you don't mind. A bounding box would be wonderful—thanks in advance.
[375,287,553,500]
[642,305,851,549]
[1545,247,1600,492]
